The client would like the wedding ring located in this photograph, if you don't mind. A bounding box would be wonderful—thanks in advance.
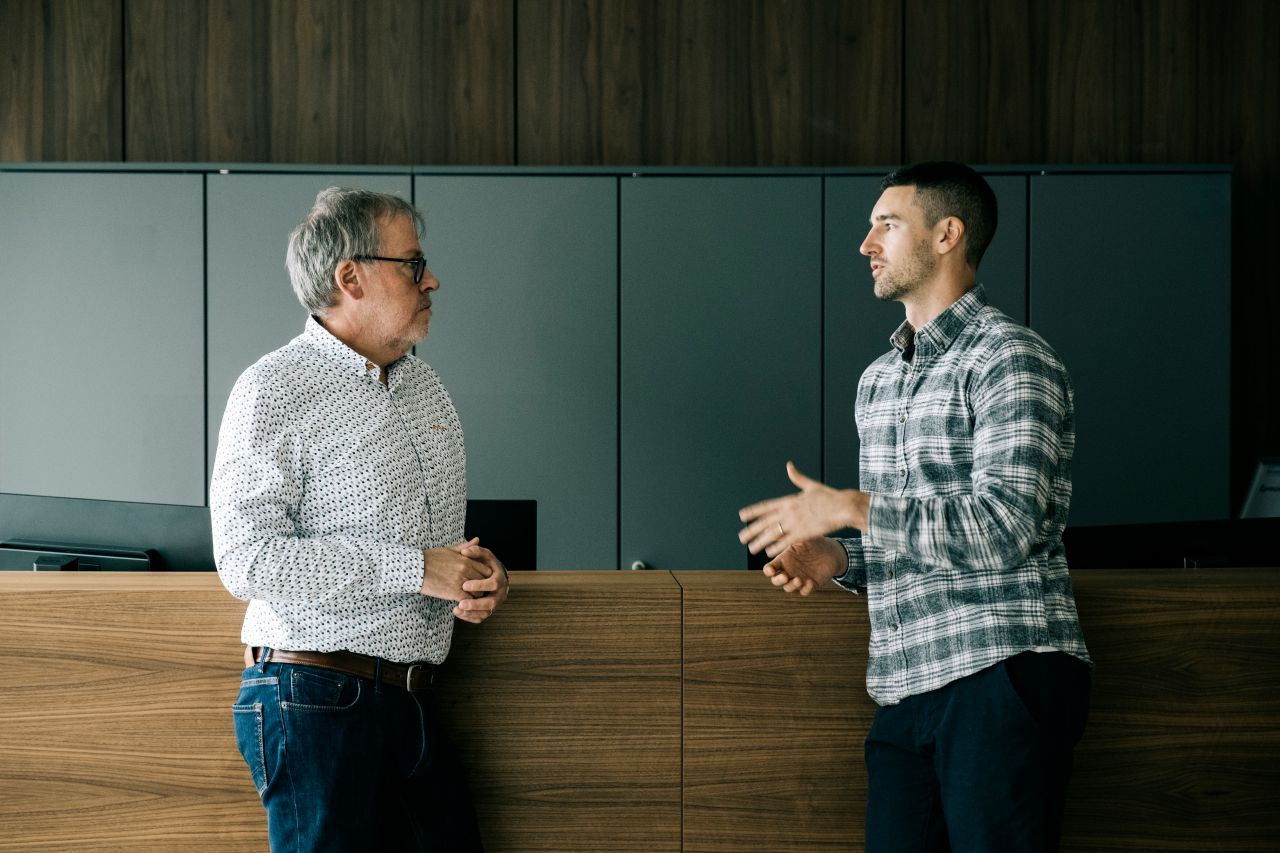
[776,522,785,537]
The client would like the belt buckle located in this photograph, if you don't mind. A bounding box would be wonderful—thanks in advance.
[404,663,423,691]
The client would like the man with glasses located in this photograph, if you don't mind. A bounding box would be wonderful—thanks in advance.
[211,187,506,851]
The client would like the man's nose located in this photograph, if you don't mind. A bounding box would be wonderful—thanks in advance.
[859,231,876,257]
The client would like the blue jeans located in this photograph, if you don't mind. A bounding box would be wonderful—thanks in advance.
[864,651,1091,853]
[233,651,484,852]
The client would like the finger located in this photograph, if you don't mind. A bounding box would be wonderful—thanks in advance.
[765,535,795,559]
[786,461,818,491]
[743,517,788,553]
[462,574,498,594]
[463,546,503,574]
[452,605,487,624]
[456,596,497,617]
[768,570,791,587]
[449,537,482,553]
[738,497,783,524]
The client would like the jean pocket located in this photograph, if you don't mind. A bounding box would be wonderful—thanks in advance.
[232,674,278,796]
[282,666,362,713]
[233,701,268,795]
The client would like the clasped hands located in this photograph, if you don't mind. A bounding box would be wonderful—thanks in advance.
[737,462,870,595]
[421,538,509,624]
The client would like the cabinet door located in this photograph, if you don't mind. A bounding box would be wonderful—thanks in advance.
[206,173,412,485]
[1030,173,1230,525]
[621,177,822,570]
[823,174,1028,495]
[415,176,618,570]
[0,172,204,505]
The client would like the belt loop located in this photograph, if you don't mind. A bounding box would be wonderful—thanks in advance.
[256,646,271,673]
[373,656,384,695]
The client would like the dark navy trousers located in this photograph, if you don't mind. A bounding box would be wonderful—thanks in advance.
[864,651,1091,853]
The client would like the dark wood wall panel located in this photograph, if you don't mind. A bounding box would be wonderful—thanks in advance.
[0,0,122,161]
[515,0,900,165]
[125,0,513,164]
[902,0,1232,164]
[901,0,1041,163]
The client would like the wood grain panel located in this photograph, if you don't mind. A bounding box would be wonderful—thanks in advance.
[903,0,1232,165]
[433,571,683,852]
[0,573,261,852]
[125,0,269,162]
[4,569,1278,851]
[0,0,121,161]
[677,572,873,853]
[516,0,900,166]
[807,0,901,165]
[125,0,513,164]
[1063,568,1280,852]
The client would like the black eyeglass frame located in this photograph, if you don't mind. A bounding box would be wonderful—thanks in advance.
[352,254,428,284]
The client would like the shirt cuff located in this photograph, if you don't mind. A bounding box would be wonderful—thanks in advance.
[380,544,426,595]
[833,536,867,593]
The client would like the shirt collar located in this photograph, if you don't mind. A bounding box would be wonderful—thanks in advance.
[302,315,389,382]
[889,284,988,358]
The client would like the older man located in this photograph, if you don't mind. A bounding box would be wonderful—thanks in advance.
[212,187,506,851]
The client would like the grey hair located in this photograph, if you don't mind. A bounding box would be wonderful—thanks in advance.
[285,187,424,315]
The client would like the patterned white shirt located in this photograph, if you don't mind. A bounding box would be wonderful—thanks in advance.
[210,317,466,664]
[835,285,1091,705]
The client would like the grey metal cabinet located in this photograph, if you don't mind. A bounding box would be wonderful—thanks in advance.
[415,175,618,570]
[0,172,204,505]
[1030,172,1231,525]
[205,172,413,482]
[822,174,1028,494]
[621,177,822,570]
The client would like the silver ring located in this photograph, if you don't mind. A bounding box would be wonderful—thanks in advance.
[776,522,785,537]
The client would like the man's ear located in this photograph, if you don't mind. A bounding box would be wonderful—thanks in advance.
[334,259,363,300]
[935,215,965,258]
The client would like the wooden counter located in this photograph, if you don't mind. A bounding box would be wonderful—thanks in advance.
[1,569,1277,851]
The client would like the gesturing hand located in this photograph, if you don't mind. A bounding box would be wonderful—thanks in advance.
[761,536,847,596]
[738,462,869,558]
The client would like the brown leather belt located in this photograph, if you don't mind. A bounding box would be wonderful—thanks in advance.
[246,646,435,692]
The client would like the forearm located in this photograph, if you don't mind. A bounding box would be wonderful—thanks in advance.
[216,531,423,604]
[865,490,1041,573]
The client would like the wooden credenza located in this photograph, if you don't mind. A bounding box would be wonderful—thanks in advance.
[1,569,1277,851]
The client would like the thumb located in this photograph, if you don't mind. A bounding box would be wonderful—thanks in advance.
[786,460,816,491]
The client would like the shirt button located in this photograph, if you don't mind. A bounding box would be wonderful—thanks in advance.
[888,623,899,633]
[898,414,906,424]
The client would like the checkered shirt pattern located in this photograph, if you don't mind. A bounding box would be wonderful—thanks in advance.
[835,285,1091,706]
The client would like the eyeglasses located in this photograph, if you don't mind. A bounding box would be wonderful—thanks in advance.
[353,254,428,284]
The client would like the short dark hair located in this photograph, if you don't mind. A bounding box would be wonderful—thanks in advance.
[881,162,998,270]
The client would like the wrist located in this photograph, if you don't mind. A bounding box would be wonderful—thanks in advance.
[842,490,870,531]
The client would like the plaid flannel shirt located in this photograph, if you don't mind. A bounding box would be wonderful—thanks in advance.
[835,285,1091,706]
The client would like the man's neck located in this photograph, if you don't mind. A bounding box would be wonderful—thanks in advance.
[316,314,403,371]
[901,271,975,331]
